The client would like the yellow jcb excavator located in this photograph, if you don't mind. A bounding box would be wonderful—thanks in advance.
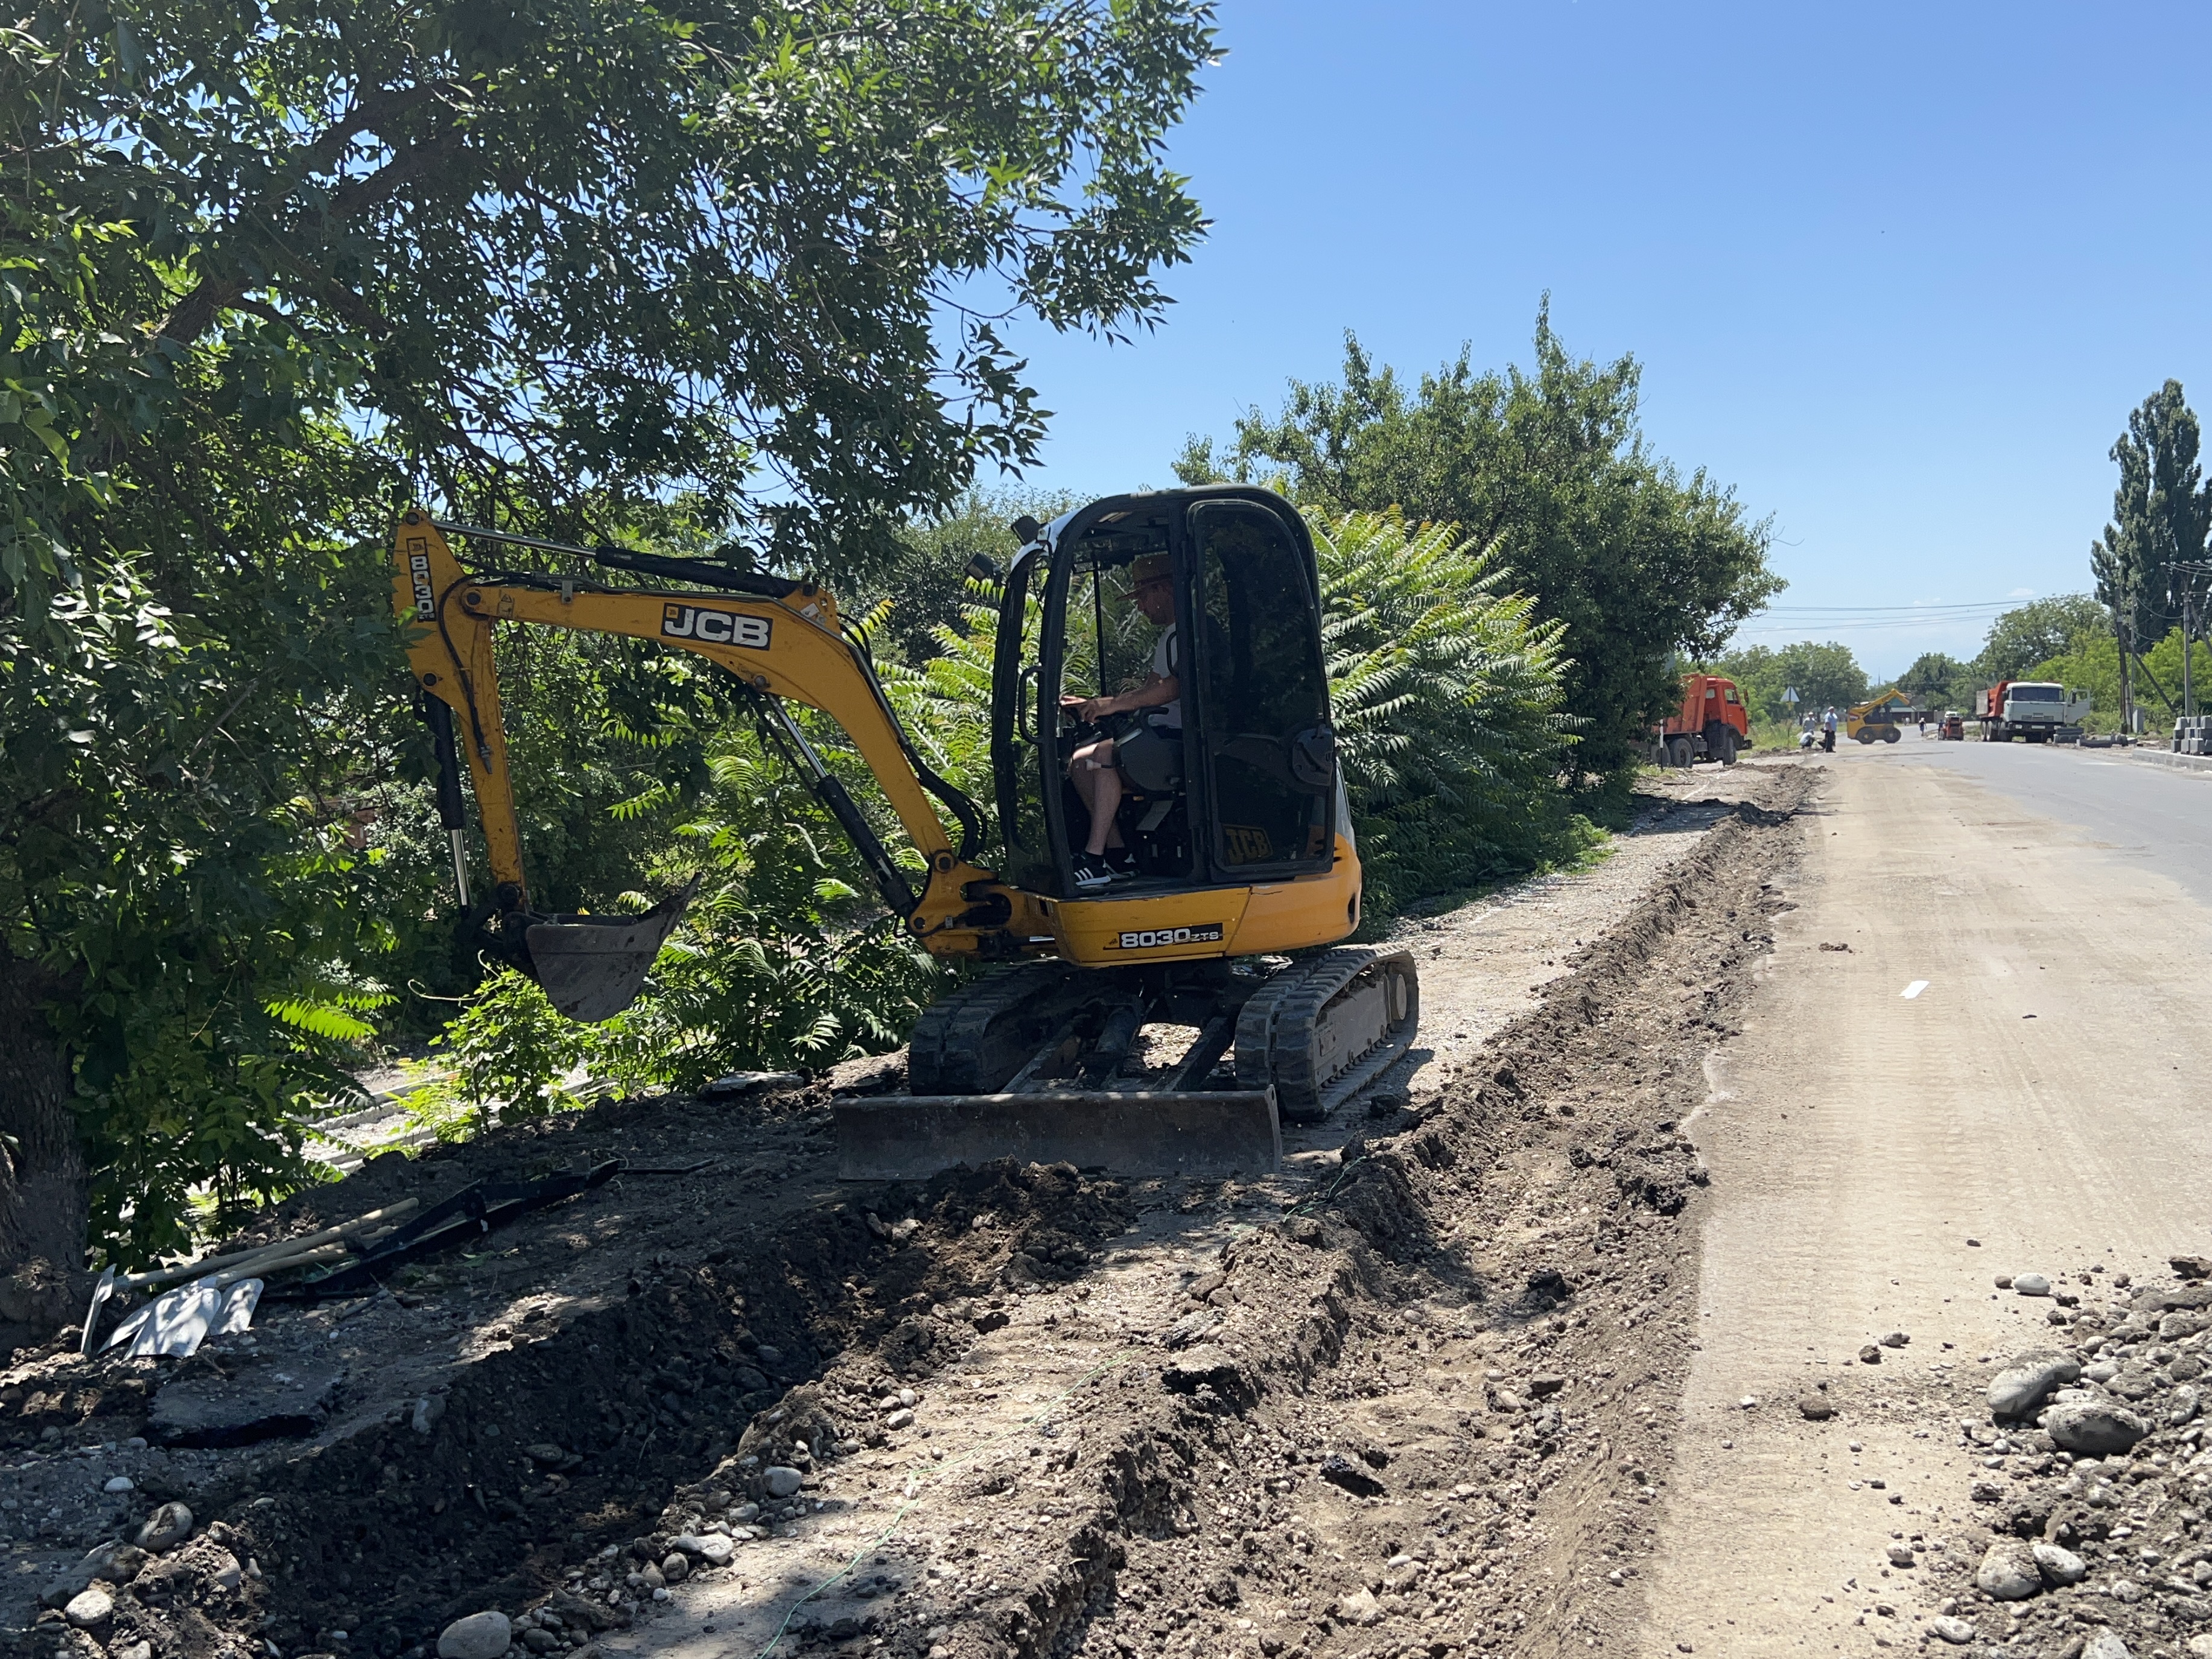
[393,487,1418,1180]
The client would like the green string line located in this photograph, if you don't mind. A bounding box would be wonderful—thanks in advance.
[753,1346,1140,1659]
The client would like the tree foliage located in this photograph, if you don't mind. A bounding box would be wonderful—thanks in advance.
[1712,641,1868,723]
[2093,382,2211,648]
[1973,595,2108,684]
[1896,651,1974,710]
[1310,512,1574,908]
[1178,309,1781,774]
[0,0,1217,1287]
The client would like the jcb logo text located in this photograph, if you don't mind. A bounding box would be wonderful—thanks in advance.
[662,605,772,649]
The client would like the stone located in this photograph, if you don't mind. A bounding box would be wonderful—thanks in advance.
[732,1503,760,1523]
[1337,1588,1383,1626]
[1886,1543,1915,1567]
[208,1547,243,1592]
[411,1395,445,1435]
[884,1409,914,1430]
[2167,1384,2202,1425]
[63,1587,113,1629]
[103,1476,133,1494]
[2043,1400,2152,1455]
[763,1467,804,1499]
[151,1365,338,1447]
[755,1345,783,1365]
[1928,1616,1977,1645]
[2031,1541,2087,1585]
[1528,1374,1567,1398]
[1858,1345,1881,1364]
[136,1499,194,1551]
[2174,1256,2212,1281]
[661,1553,690,1583]
[439,1613,512,1659]
[2083,1633,2133,1659]
[898,1388,918,1407]
[1988,1351,2081,1418]
[2163,1312,2208,1339]
[1974,1539,2041,1600]
[733,1366,769,1394]
[115,1644,152,1659]
[2014,1273,2052,1297]
[2185,1635,2212,1658]
[521,1631,558,1654]
[39,1541,144,1609]
[696,1535,734,1566]
[525,1442,567,1464]
[1798,1395,1835,1421]
[1878,1331,1909,1348]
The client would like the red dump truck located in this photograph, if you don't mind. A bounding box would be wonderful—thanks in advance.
[1653,673,1751,767]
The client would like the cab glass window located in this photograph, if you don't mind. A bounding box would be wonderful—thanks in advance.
[1189,503,1333,872]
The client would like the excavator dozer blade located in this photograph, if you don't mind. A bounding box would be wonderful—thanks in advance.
[833,1089,1282,1183]
[523,883,696,1022]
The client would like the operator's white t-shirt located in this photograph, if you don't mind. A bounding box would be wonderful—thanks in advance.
[1149,624,1181,729]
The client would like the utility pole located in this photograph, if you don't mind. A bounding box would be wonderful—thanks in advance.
[2169,560,2212,724]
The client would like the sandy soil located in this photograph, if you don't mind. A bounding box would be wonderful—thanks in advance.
[1637,747,2212,1657]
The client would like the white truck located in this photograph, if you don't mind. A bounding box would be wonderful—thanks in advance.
[1980,680,2092,743]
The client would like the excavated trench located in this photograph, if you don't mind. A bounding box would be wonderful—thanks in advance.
[8,765,1814,1659]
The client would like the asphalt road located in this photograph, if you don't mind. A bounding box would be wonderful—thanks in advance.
[1891,735,2212,909]
[1637,747,2212,1655]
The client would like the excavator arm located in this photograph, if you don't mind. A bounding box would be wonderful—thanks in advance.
[392,512,1034,1017]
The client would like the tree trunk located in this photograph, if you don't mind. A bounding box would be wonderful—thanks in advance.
[0,944,89,1331]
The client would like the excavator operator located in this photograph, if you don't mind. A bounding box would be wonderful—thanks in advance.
[1061,551,1182,889]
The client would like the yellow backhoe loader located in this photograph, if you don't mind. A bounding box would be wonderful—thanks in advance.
[393,487,1418,1181]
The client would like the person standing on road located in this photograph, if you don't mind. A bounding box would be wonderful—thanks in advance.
[1822,705,1839,752]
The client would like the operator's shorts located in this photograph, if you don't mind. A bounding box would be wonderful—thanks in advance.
[1116,724,1183,794]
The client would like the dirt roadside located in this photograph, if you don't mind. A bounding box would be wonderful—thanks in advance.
[5,761,1811,1659]
[1639,749,2212,1658]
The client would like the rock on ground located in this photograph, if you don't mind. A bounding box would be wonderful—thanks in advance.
[2042,1399,2152,1454]
[1988,1350,2080,1418]
[1974,1538,2041,1600]
[438,1611,512,1659]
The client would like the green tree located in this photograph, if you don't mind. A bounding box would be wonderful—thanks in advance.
[1180,309,1781,775]
[2093,382,2210,649]
[1896,651,1973,709]
[1714,641,1867,723]
[1,0,1217,1310]
[1973,595,2108,684]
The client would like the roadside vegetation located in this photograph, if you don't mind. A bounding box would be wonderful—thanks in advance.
[1,4,1776,1289]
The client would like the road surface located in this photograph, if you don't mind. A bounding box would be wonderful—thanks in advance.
[1638,743,2212,1654]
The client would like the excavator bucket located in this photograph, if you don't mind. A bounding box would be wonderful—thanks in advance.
[523,883,696,1022]
[833,1089,1282,1182]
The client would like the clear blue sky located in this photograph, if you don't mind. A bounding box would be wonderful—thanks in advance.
[996,0,2212,681]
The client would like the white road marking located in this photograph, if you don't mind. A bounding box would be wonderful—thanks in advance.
[1902,980,1930,1000]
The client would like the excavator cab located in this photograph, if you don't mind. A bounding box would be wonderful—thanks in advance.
[992,488,1341,902]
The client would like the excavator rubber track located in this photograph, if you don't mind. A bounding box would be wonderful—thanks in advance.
[836,949,1420,1178]
[1235,947,1420,1122]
